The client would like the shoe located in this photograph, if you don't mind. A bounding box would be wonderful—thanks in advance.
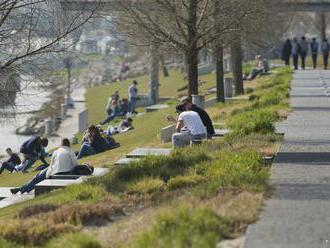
[10,188,20,194]
[22,170,29,174]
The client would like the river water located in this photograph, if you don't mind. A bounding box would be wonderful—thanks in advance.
[0,80,49,154]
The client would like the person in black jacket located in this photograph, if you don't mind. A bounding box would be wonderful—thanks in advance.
[0,148,21,174]
[16,136,49,173]
[281,39,292,66]
[182,98,215,138]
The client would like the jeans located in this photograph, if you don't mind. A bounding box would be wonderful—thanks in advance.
[0,162,16,174]
[293,54,299,70]
[312,54,318,69]
[19,168,47,193]
[16,153,38,172]
[300,52,307,69]
[129,97,137,113]
[100,114,116,125]
[77,142,96,159]
[172,132,207,148]
[324,53,329,69]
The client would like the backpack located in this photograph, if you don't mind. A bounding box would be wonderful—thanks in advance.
[73,164,94,175]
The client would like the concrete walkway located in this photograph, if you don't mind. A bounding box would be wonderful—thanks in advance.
[48,87,86,149]
[245,70,330,248]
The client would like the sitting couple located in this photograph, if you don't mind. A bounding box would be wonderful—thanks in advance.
[171,104,208,148]
[0,136,49,175]
[11,138,86,194]
[77,125,119,159]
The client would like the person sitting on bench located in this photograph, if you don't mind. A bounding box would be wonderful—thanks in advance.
[11,138,78,194]
[77,125,109,159]
[0,148,21,175]
[172,104,207,148]
[15,136,49,173]
[181,98,215,138]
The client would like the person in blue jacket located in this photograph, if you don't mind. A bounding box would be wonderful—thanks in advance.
[15,136,49,173]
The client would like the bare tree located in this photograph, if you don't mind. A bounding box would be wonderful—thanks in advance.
[0,0,96,111]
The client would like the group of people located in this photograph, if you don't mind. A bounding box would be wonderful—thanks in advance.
[168,98,215,148]
[1,118,129,194]
[282,36,330,70]
[101,80,139,125]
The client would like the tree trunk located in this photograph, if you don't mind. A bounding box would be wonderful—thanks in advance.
[186,0,199,96]
[160,54,169,77]
[214,45,225,102]
[231,38,244,95]
[319,13,327,41]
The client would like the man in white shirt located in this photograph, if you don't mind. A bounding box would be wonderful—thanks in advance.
[172,104,207,148]
[11,138,78,194]
[128,80,138,114]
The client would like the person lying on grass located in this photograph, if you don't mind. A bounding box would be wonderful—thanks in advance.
[0,148,21,175]
[11,138,78,195]
[15,136,49,173]
[105,117,134,135]
[172,104,207,148]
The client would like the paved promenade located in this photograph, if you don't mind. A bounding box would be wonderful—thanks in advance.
[245,70,330,248]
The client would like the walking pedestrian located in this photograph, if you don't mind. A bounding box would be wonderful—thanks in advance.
[322,38,330,69]
[310,38,319,69]
[281,39,292,66]
[300,36,308,70]
[292,37,301,70]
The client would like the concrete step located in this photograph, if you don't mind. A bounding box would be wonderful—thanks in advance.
[146,104,169,113]
[114,157,139,166]
[126,148,172,158]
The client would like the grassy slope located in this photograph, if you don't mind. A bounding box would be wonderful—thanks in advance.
[0,65,292,247]
[0,69,217,187]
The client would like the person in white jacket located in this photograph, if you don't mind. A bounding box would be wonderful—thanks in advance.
[11,138,78,194]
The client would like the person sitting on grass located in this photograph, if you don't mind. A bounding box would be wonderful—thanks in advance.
[0,148,21,175]
[100,100,123,125]
[15,136,49,173]
[77,125,109,159]
[181,97,215,138]
[11,138,78,195]
[172,104,207,148]
[120,98,129,116]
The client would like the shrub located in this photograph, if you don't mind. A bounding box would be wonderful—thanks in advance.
[94,148,210,193]
[127,178,164,195]
[227,109,278,136]
[196,150,269,196]
[0,218,77,246]
[17,204,58,219]
[134,206,230,248]
[46,232,104,248]
[47,203,124,226]
[168,175,206,191]
[64,184,107,203]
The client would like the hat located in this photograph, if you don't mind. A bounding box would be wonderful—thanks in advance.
[176,104,185,113]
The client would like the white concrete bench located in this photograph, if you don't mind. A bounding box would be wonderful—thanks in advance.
[126,148,172,158]
[35,168,110,196]
[114,157,139,166]
[161,124,176,143]
[213,129,231,137]
[146,104,169,113]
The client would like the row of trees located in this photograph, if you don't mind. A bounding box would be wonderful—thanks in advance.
[115,0,292,102]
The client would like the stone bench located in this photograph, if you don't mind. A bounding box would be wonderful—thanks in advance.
[114,157,139,166]
[0,193,34,209]
[161,124,176,143]
[146,104,169,113]
[213,129,231,137]
[35,179,83,196]
[126,148,172,158]
[35,168,110,196]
